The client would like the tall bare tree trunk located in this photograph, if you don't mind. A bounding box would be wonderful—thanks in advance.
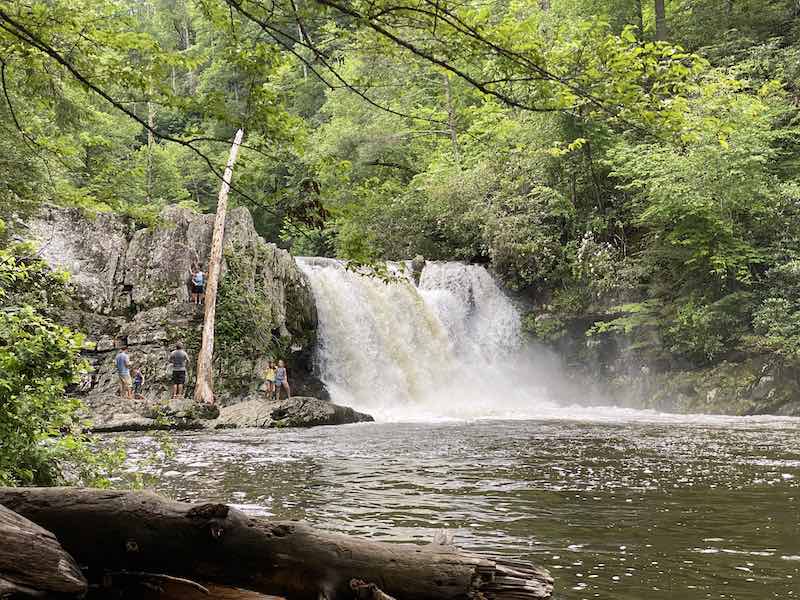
[146,100,156,202]
[635,0,644,37]
[442,73,460,164]
[654,0,667,41]
[290,0,310,80]
[194,128,244,405]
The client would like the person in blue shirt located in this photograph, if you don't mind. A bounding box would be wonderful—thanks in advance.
[114,346,133,399]
[190,266,205,305]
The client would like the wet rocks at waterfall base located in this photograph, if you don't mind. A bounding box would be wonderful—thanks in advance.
[85,395,220,433]
[86,395,372,432]
[213,397,374,429]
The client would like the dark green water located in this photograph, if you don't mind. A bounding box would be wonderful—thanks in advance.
[120,414,800,599]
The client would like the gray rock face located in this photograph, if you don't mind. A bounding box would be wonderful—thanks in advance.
[214,397,374,429]
[23,205,322,415]
[25,206,130,314]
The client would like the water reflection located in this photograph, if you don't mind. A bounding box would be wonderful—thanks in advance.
[116,418,800,599]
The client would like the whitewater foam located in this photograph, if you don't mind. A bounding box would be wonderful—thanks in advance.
[297,258,568,420]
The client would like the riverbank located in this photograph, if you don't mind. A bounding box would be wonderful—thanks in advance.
[86,395,373,432]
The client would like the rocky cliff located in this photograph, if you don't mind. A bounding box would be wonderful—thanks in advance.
[23,205,321,412]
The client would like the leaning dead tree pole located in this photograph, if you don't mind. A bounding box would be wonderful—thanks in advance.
[194,128,244,405]
[0,488,554,600]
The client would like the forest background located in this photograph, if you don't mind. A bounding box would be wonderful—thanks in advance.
[2,0,800,483]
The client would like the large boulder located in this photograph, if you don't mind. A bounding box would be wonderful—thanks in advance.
[213,397,374,429]
[82,394,212,432]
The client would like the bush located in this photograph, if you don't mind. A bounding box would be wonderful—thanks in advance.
[0,241,120,486]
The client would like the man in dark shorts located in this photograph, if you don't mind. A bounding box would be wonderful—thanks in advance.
[190,267,205,305]
[169,342,190,398]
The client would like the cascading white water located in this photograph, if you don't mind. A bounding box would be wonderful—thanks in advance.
[297,257,560,420]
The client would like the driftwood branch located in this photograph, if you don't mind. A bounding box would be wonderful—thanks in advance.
[0,488,553,600]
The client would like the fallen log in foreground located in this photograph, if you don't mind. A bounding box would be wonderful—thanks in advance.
[0,488,553,600]
[0,504,87,598]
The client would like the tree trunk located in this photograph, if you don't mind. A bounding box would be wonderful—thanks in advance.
[0,488,554,600]
[194,128,244,405]
[635,0,644,37]
[0,503,87,598]
[146,100,156,202]
[442,73,461,164]
[654,0,667,41]
[538,0,549,9]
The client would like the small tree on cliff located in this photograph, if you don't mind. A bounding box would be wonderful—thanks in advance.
[194,129,244,405]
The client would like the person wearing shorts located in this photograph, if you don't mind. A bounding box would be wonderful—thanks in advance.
[264,360,276,401]
[169,342,189,398]
[274,359,291,400]
[190,267,205,305]
[115,346,133,399]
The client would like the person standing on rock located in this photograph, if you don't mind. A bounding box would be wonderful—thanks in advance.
[190,266,205,305]
[264,359,277,401]
[132,367,145,399]
[275,359,291,400]
[115,346,133,399]
[169,342,189,399]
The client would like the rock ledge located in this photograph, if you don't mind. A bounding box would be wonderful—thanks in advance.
[213,397,374,429]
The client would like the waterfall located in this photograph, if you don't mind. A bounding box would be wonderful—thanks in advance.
[297,258,559,420]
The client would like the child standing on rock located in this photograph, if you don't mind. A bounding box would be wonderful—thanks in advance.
[274,359,290,400]
[132,367,145,399]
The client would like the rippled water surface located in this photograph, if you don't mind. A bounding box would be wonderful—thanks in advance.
[120,415,800,599]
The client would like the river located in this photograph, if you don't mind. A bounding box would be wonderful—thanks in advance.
[120,412,800,600]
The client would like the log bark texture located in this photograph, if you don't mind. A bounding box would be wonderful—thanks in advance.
[194,128,244,405]
[0,503,87,598]
[0,488,553,600]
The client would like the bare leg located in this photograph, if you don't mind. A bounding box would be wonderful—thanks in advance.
[172,384,178,399]
[283,381,291,399]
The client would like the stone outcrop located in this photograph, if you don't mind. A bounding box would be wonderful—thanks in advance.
[23,205,323,418]
[84,396,219,432]
[213,397,374,429]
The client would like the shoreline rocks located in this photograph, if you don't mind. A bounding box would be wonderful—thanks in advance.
[212,397,374,429]
[83,394,373,432]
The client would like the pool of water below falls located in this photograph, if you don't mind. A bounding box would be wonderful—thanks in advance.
[118,415,800,600]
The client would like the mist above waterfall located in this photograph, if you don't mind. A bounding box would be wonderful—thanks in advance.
[298,258,572,421]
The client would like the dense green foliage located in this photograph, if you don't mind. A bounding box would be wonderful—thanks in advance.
[1,0,800,413]
[0,226,122,485]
